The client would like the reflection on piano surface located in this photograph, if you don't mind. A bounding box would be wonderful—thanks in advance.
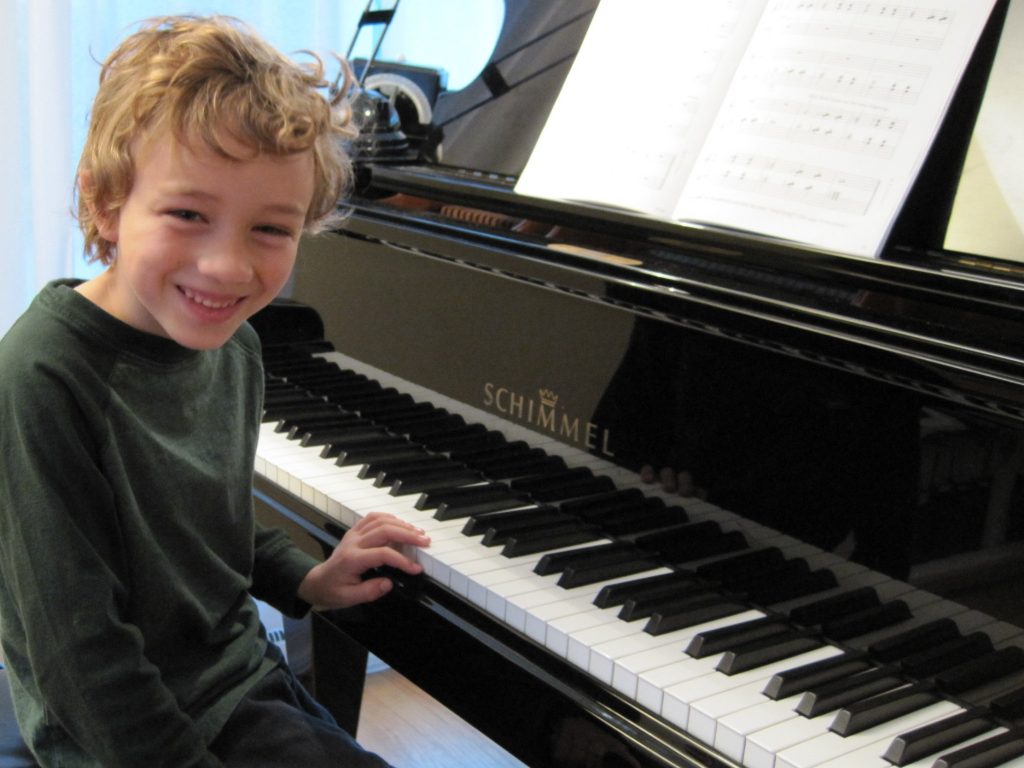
[251,2,1024,766]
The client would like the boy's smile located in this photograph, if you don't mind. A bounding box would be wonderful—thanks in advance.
[77,130,315,350]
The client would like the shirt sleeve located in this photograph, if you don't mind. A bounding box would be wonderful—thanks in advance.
[250,521,319,618]
[0,372,225,768]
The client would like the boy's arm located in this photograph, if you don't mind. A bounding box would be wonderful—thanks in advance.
[250,521,320,616]
[0,398,224,768]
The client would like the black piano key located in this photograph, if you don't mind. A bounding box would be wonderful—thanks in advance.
[325,387,398,408]
[933,726,1024,768]
[796,667,904,717]
[300,425,390,447]
[414,482,515,511]
[400,414,470,441]
[390,469,484,496]
[901,632,994,678]
[320,435,411,460]
[461,444,546,467]
[449,439,529,464]
[787,586,880,627]
[820,599,912,641]
[486,455,570,481]
[990,684,1024,720]
[512,470,616,503]
[262,389,318,406]
[592,571,698,609]
[482,519,581,547]
[644,599,747,636]
[365,455,453,482]
[360,454,448,479]
[558,557,661,589]
[753,568,839,606]
[936,647,1024,696]
[349,394,418,417]
[830,679,940,736]
[685,617,792,658]
[867,617,962,663]
[262,399,331,421]
[633,519,749,564]
[633,519,718,549]
[601,506,691,537]
[427,428,505,454]
[717,632,824,675]
[559,488,654,520]
[334,444,426,467]
[380,408,451,429]
[274,406,352,431]
[433,494,535,520]
[619,584,719,622]
[534,541,640,576]
[694,546,786,582]
[417,424,488,450]
[724,556,808,587]
[763,651,873,700]
[883,709,995,766]
[462,505,565,536]
[285,414,365,437]
[377,462,471,487]
[501,525,603,557]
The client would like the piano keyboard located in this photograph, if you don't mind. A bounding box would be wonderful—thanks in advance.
[254,346,1024,768]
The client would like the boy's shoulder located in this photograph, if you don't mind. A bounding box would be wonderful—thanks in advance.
[0,281,79,364]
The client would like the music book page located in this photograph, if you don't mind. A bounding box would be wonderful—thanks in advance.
[514,0,999,258]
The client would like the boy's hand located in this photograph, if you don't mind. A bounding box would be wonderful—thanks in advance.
[297,512,430,610]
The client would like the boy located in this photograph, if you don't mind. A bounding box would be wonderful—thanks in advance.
[0,15,429,767]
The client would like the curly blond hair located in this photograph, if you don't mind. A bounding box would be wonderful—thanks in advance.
[77,15,355,264]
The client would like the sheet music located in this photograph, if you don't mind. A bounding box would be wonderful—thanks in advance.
[676,0,996,256]
[516,0,767,218]
[515,0,998,258]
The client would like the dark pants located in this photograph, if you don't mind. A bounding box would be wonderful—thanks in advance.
[210,655,392,768]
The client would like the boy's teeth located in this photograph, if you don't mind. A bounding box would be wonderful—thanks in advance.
[183,288,235,308]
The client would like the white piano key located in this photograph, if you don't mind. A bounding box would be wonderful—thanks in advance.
[681,645,840,746]
[833,724,1007,768]
[773,699,962,768]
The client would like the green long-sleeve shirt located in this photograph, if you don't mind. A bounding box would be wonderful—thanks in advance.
[0,280,319,767]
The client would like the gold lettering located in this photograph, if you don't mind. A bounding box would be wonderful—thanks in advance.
[560,413,580,442]
[602,429,615,457]
[508,390,525,420]
[537,405,555,431]
[495,387,510,413]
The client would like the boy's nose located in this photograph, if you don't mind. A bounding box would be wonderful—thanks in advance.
[198,239,254,283]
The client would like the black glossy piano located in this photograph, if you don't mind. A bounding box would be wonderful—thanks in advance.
[251,2,1024,766]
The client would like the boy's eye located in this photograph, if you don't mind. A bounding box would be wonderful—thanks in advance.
[168,209,204,222]
[255,224,295,238]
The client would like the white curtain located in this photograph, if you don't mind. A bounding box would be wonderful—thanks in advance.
[2,0,74,337]
[1,0,503,336]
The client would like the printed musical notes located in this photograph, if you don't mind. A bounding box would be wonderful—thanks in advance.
[704,152,879,215]
[516,0,998,257]
[782,1,955,50]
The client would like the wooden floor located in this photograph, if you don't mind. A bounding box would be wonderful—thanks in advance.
[356,667,527,768]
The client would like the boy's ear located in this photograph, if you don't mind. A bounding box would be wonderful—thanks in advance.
[78,170,120,244]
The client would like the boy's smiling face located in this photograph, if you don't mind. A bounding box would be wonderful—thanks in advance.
[79,129,315,350]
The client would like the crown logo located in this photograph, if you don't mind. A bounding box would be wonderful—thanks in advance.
[539,388,558,408]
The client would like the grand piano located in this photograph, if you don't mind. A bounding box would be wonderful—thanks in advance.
[250,2,1024,766]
